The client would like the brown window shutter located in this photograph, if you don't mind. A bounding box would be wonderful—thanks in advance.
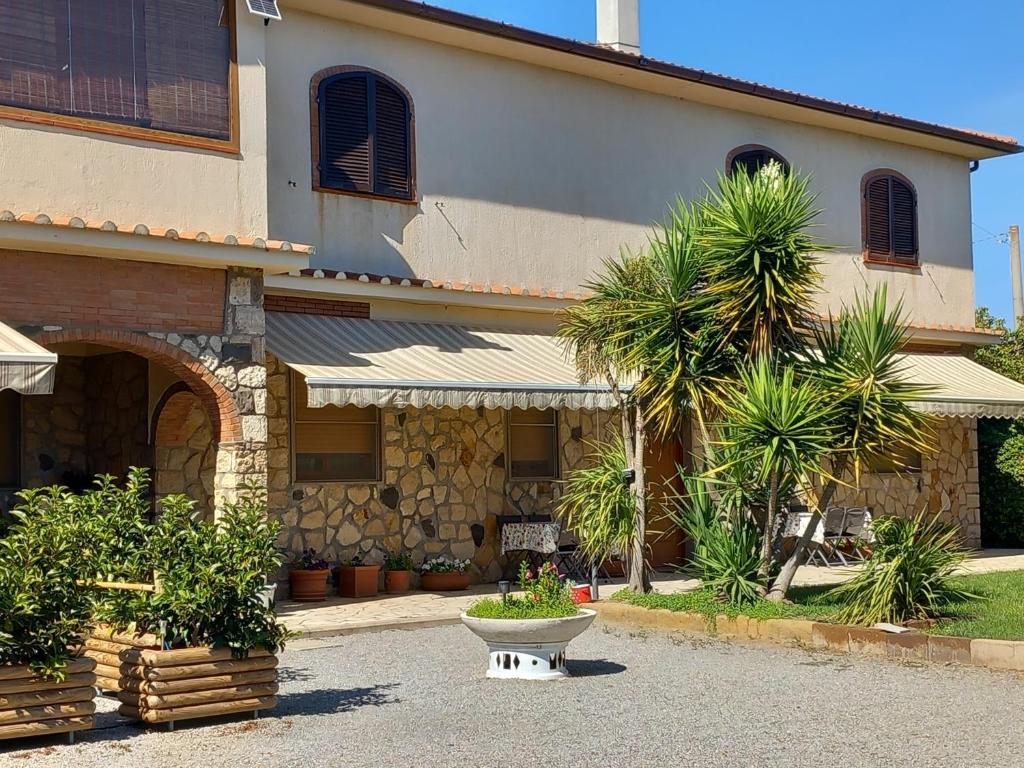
[320,75,371,192]
[373,78,411,198]
[891,178,917,262]
[865,176,893,257]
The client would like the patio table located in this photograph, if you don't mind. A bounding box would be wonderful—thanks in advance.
[500,521,560,578]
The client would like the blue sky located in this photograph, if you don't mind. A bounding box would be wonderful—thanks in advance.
[430,0,1024,324]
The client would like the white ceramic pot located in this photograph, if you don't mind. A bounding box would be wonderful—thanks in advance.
[460,609,597,680]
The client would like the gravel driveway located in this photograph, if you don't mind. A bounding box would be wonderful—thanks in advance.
[6,622,1024,767]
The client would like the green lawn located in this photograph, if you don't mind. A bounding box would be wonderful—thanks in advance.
[613,569,1024,641]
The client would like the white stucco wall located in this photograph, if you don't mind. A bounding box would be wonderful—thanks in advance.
[265,11,976,328]
[0,0,269,238]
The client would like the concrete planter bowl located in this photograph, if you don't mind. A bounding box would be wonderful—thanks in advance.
[460,609,597,680]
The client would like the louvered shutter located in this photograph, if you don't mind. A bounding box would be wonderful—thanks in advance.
[729,148,788,178]
[890,177,917,262]
[373,78,411,198]
[320,75,371,192]
[865,176,892,257]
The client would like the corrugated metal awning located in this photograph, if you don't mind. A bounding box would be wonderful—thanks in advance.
[265,312,621,410]
[0,321,56,395]
[903,353,1024,418]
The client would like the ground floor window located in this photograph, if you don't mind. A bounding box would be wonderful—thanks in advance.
[0,389,20,487]
[866,444,923,474]
[508,407,558,480]
[291,371,380,482]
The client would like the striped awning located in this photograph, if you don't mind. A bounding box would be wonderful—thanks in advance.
[0,321,56,395]
[902,353,1024,419]
[265,312,621,410]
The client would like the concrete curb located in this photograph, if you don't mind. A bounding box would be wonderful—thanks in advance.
[592,601,1024,672]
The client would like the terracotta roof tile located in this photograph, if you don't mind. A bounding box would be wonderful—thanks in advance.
[0,210,316,256]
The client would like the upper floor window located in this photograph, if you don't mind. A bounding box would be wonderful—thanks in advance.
[0,1,235,148]
[862,170,918,267]
[312,68,415,201]
[727,145,789,177]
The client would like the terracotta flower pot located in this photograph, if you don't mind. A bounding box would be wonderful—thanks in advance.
[384,569,412,594]
[289,568,329,602]
[334,565,381,598]
[421,571,470,591]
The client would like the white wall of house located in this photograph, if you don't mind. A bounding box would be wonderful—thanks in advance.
[0,0,270,238]
[265,10,976,328]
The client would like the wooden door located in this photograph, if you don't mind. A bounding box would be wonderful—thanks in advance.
[644,429,689,570]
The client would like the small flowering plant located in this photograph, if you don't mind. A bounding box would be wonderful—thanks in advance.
[421,556,471,573]
[519,560,568,604]
[385,551,415,571]
[289,548,330,571]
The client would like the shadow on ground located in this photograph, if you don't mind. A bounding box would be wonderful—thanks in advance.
[567,659,627,677]
[276,683,401,716]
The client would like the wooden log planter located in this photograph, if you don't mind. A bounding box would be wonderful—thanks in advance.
[0,658,97,743]
[116,646,278,727]
[84,625,160,694]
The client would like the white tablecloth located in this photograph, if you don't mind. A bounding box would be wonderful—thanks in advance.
[500,522,561,555]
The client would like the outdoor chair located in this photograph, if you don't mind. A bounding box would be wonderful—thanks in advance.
[807,506,848,567]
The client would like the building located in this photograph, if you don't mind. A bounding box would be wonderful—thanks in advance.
[0,0,1021,582]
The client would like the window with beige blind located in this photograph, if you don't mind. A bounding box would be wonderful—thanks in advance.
[0,0,234,145]
[508,408,558,480]
[0,390,20,488]
[291,371,380,482]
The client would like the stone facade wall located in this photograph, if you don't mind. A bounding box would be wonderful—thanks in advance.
[154,391,216,518]
[266,353,617,583]
[83,352,150,481]
[831,416,981,547]
[21,357,89,489]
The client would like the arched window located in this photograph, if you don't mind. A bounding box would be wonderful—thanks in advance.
[862,170,918,266]
[727,145,789,177]
[312,68,414,201]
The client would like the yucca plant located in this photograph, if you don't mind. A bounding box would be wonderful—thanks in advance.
[558,439,637,568]
[830,514,975,625]
[689,518,764,605]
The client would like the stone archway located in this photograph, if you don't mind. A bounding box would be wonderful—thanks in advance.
[34,329,241,444]
[32,328,259,517]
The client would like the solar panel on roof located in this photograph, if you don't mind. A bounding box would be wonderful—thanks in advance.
[246,0,282,21]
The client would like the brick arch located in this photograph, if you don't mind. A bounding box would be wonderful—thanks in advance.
[34,329,242,443]
[151,382,197,446]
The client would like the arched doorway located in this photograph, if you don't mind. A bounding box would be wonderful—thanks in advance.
[152,383,216,519]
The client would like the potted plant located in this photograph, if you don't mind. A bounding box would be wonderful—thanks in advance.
[420,556,472,591]
[461,561,595,680]
[383,551,415,594]
[334,555,382,598]
[288,548,331,602]
[0,486,97,743]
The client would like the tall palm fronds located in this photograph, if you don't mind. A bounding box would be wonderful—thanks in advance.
[809,285,938,483]
[700,163,829,358]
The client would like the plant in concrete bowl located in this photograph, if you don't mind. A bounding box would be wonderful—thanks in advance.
[334,555,381,598]
[420,556,472,591]
[383,551,415,594]
[288,548,331,602]
[461,562,596,679]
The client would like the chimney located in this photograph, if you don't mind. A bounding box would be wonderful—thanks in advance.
[596,0,640,55]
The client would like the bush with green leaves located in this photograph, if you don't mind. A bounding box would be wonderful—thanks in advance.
[830,514,975,625]
[978,419,1024,548]
[0,487,94,679]
[135,486,289,656]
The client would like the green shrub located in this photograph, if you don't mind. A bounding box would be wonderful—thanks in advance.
[135,485,290,656]
[0,487,94,679]
[978,418,1024,548]
[687,518,764,605]
[831,514,975,625]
